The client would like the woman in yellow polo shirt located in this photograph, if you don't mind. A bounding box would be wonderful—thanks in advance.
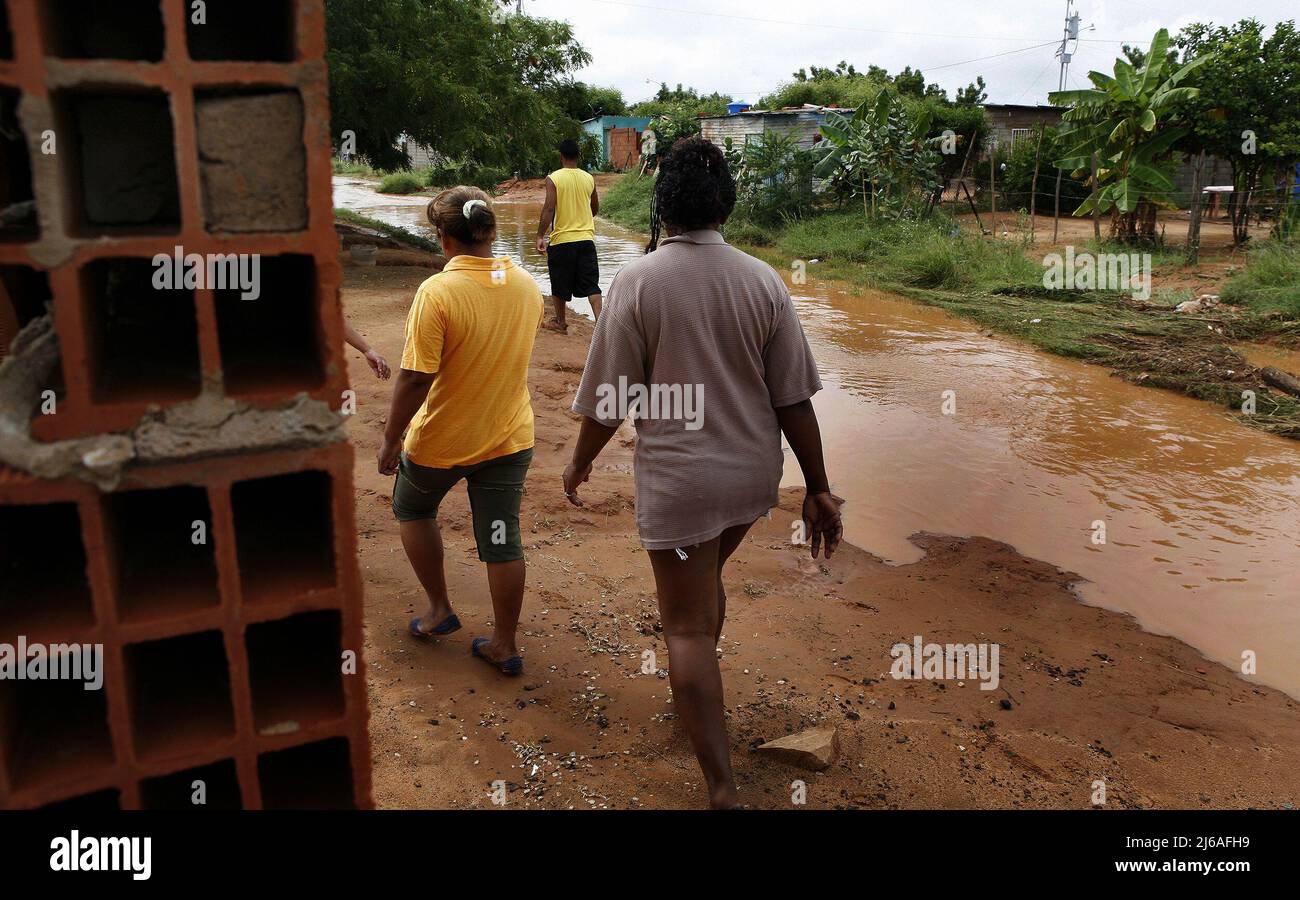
[378,186,544,676]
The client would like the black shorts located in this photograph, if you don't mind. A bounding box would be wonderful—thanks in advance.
[546,239,600,299]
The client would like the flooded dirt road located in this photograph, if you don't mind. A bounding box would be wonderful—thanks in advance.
[333,178,645,321]
[334,179,1300,698]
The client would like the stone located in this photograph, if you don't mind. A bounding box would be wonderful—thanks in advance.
[195,91,307,232]
[756,727,839,771]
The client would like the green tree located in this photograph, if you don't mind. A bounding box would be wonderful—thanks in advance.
[631,84,732,119]
[953,76,988,107]
[1048,28,1212,243]
[325,0,590,175]
[1174,19,1300,243]
[758,66,989,181]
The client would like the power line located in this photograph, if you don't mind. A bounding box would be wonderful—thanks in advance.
[581,0,1078,43]
[927,40,1061,72]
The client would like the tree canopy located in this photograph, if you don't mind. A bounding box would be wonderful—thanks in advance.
[325,0,592,174]
[1173,19,1300,241]
[630,83,733,119]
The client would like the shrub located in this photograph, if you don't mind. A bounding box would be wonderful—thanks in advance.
[422,157,509,191]
[724,132,818,227]
[376,172,424,194]
[1000,127,1090,214]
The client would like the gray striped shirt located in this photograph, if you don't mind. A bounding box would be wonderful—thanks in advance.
[573,229,822,550]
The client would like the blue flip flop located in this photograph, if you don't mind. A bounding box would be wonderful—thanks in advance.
[410,613,461,638]
[471,637,523,676]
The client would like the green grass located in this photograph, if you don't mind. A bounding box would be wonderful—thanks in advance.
[755,212,1045,295]
[332,208,440,254]
[1221,240,1300,318]
[332,157,380,177]
[600,173,655,231]
[376,172,425,195]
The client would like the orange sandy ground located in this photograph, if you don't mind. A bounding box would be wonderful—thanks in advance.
[343,264,1300,810]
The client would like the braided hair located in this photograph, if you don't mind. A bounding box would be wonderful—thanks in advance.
[646,136,737,253]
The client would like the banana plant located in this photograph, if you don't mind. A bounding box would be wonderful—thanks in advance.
[1048,28,1213,241]
[816,89,941,221]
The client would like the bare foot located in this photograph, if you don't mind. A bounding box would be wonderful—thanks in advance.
[542,318,568,334]
[709,783,740,810]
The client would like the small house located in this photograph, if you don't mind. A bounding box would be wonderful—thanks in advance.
[581,115,653,170]
[699,104,854,152]
[981,104,1064,152]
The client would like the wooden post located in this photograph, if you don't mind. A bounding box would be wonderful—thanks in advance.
[962,181,987,234]
[1090,152,1101,240]
[1052,167,1063,242]
[989,145,996,230]
[1029,124,1044,240]
[1187,150,1206,263]
[952,129,978,222]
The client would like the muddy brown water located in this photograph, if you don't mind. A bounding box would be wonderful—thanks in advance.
[335,179,1300,698]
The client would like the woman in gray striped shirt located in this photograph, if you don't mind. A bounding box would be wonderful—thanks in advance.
[565,138,842,809]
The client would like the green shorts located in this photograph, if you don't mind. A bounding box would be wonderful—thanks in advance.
[392,447,533,563]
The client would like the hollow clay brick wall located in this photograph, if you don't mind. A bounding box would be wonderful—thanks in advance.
[0,0,371,810]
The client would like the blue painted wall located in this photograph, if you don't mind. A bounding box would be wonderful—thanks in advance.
[582,116,653,163]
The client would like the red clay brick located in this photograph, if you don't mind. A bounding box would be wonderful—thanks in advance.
[0,1,372,810]
[0,0,346,441]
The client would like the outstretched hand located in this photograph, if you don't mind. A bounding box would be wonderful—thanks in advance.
[802,491,843,559]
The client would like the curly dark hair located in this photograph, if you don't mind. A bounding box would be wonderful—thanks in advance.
[648,136,737,252]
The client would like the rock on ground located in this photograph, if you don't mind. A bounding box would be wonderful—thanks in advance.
[756,728,839,771]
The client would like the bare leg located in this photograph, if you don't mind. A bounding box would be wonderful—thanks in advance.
[548,296,568,330]
[649,538,738,809]
[714,522,753,645]
[400,518,455,631]
[588,293,602,322]
[474,558,526,662]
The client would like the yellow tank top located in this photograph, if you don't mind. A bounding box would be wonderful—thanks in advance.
[548,167,595,245]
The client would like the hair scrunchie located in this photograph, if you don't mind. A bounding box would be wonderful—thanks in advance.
[463,199,488,219]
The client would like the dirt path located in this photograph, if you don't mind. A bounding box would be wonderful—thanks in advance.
[493,172,624,203]
[342,264,1300,810]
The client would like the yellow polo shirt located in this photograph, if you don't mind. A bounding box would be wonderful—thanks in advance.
[548,167,596,245]
[401,255,544,468]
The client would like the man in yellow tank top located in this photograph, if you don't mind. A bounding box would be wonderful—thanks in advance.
[536,139,601,332]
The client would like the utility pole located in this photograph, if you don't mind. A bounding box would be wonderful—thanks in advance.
[1052,1,1083,243]
[1056,0,1080,91]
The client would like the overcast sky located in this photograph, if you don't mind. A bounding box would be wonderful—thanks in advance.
[523,0,1294,107]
